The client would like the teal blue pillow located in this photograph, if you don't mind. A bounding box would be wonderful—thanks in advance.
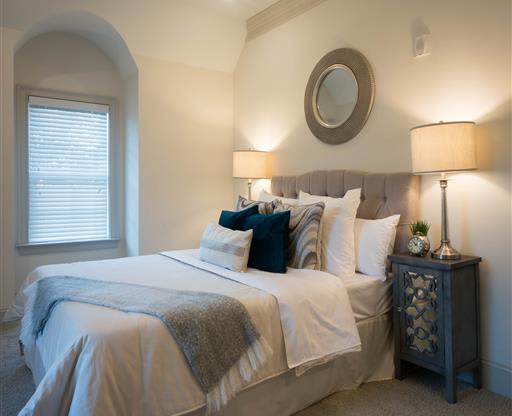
[242,211,291,274]
[219,205,258,230]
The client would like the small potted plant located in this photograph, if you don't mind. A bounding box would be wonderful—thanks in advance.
[407,220,431,256]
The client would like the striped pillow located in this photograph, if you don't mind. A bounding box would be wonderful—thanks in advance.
[236,195,275,215]
[273,201,325,270]
[200,222,253,272]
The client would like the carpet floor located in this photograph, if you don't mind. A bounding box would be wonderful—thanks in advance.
[1,322,510,416]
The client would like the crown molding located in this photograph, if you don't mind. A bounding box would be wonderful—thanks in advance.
[246,0,327,41]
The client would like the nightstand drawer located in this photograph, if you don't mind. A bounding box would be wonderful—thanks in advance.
[397,264,444,367]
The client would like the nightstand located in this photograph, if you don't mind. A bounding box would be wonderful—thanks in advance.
[388,253,482,403]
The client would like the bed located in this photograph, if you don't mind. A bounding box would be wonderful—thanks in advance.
[9,169,419,416]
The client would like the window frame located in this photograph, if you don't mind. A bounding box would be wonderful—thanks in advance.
[16,86,120,249]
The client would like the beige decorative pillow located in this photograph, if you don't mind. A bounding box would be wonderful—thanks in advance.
[273,201,325,270]
[199,222,253,272]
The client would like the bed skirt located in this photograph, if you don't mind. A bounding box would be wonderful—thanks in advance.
[187,313,393,416]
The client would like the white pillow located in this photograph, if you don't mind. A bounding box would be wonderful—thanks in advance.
[258,189,299,206]
[199,222,253,272]
[299,189,361,279]
[354,215,400,280]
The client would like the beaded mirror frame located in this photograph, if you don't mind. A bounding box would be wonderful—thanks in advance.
[304,48,375,145]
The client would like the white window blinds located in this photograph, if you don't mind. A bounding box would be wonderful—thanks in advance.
[27,96,111,244]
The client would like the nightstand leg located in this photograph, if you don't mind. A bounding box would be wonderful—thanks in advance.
[445,373,457,404]
[395,358,406,380]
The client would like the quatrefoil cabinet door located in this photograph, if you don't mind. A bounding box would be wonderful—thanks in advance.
[397,265,445,367]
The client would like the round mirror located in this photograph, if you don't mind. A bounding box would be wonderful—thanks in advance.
[304,48,375,145]
[314,65,358,128]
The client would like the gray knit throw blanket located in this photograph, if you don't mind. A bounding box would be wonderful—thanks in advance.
[21,276,271,413]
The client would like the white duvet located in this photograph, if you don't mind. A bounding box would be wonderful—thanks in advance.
[11,249,361,416]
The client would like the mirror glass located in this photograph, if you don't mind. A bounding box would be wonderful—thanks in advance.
[315,65,358,128]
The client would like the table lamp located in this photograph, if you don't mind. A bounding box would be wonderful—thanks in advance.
[410,121,476,260]
[233,150,271,200]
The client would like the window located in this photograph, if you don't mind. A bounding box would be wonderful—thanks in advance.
[17,88,119,246]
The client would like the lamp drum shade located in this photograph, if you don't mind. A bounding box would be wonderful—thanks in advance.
[233,151,271,179]
[410,121,476,174]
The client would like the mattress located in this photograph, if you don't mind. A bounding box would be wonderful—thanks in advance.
[343,273,393,322]
[8,262,393,326]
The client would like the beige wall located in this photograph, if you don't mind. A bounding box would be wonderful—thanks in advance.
[12,32,127,289]
[234,0,511,397]
[0,27,21,312]
[124,73,140,257]
[136,54,234,254]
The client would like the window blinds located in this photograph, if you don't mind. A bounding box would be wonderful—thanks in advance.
[27,96,110,244]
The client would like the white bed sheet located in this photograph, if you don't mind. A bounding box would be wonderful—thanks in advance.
[343,273,393,322]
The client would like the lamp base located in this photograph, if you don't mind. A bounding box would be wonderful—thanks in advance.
[247,179,252,200]
[431,241,461,260]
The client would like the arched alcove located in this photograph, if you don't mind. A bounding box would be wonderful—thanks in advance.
[15,11,137,79]
[11,13,140,291]
[3,7,236,315]
[15,32,125,97]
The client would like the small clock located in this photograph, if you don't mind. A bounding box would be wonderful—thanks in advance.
[407,233,430,256]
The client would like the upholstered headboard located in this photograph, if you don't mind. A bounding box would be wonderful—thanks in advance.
[271,170,420,253]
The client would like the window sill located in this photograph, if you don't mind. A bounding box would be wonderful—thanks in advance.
[16,238,121,255]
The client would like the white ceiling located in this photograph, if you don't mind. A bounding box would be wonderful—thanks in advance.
[177,0,280,20]
[2,0,251,72]
[1,0,281,72]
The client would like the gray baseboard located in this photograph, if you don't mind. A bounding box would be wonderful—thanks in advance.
[482,359,512,399]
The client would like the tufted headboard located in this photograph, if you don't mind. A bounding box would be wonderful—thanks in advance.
[271,170,420,253]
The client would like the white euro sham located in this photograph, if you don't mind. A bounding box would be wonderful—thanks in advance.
[354,215,400,280]
[299,189,361,279]
[258,189,299,206]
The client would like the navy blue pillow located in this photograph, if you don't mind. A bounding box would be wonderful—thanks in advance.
[243,211,290,274]
[219,205,258,230]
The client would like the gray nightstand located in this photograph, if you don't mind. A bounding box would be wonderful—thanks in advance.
[388,253,482,403]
